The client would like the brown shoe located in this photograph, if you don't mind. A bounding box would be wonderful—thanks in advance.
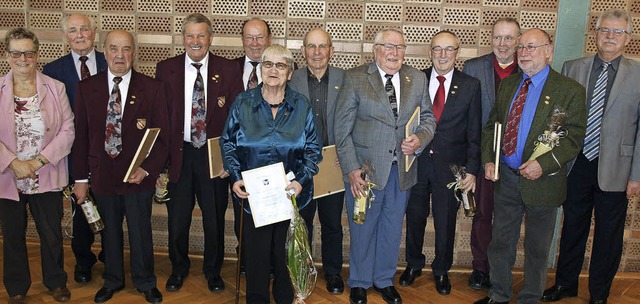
[52,286,71,302]
[8,295,26,304]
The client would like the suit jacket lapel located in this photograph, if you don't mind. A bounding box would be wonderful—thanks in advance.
[524,70,558,154]
[62,54,81,83]
[442,70,462,120]
[483,55,496,104]
[367,63,394,120]
[606,56,629,114]
[205,53,219,124]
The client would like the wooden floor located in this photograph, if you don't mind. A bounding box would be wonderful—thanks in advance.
[1,241,639,303]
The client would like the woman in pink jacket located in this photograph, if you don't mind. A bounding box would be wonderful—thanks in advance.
[0,28,75,304]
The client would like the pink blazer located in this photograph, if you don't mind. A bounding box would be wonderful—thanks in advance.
[0,70,75,201]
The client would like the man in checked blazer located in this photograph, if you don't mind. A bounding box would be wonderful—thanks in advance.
[42,13,107,284]
[155,13,243,293]
[334,28,436,304]
[72,30,168,304]
[474,28,586,304]
[288,28,346,295]
[542,9,640,304]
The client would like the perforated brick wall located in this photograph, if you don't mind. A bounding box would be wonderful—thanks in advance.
[0,0,637,273]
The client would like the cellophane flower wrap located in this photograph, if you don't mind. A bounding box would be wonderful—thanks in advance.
[528,107,568,161]
[286,194,317,303]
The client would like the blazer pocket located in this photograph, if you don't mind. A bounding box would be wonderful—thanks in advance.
[621,144,634,156]
[353,141,368,149]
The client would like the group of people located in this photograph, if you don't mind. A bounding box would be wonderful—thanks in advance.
[0,8,637,304]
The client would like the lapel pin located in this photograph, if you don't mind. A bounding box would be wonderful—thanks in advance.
[451,91,456,94]
[130,101,135,105]
[453,85,458,89]
[131,95,136,99]
[335,86,340,90]
[405,76,411,83]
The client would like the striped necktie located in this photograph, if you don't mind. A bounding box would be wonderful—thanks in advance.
[583,61,609,161]
[385,74,398,119]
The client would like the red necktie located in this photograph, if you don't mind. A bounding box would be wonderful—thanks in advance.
[79,56,90,80]
[433,75,446,123]
[502,78,532,156]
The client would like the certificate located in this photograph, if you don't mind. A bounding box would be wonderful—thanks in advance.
[241,162,294,228]
[313,145,345,199]
[123,128,160,182]
[405,106,420,172]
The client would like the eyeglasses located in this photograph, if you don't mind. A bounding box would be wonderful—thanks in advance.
[244,35,267,43]
[305,43,330,51]
[431,46,459,54]
[515,44,548,53]
[262,61,289,71]
[8,50,37,59]
[375,43,407,52]
[596,27,630,36]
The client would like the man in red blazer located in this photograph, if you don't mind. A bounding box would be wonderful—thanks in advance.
[72,30,168,304]
[155,13,243,293]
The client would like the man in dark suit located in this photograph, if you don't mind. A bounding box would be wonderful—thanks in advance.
[155,13,243,293]
[474,28,586,304]
[542,9,640,304]
[288,28,346,295]
[72,30,168,304]
[234,18,272,91]
[42,13,107,284]
[334,29,436,304]
[461,17,520,290]
[399,30,481,295]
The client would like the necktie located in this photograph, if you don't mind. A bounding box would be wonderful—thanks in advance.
[384,74,398,119]
[433,75,446,123]
[247,61,259,90]
[502,78,532,157]
[191,63,206,148]
[79,55,90,80]
[105,76,123,158]
[583,62,609,161]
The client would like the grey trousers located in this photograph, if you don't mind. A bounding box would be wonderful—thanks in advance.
[487,165,558,304]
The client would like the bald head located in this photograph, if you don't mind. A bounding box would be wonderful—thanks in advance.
[104,30,135,76]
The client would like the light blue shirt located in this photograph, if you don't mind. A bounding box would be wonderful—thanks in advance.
[502,65,550,169]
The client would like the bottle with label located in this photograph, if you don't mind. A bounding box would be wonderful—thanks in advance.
[353,193,368,224]
[461,190,477,217]
[77,193,105,234]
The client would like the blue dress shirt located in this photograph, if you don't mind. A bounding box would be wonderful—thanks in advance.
[503,65,551,169]
[221,84,322,212]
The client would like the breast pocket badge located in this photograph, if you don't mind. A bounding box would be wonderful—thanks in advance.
[218,96,225,107]
[136,118,147,130]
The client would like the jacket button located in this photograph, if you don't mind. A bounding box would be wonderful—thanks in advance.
[388,150,393,153]
[46,128,50,131]
[395,126,398,130]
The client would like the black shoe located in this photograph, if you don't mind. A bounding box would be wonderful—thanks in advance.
[398,267,422,287]
[589,299,607,304]
[349,287,367,304]
[373,285,402,304]
[74,265,92,283]
[94,285,124,303]
[434,274,451,295]
[326,274,344,294]
[165,274,187,292]
[541,284,578,302]
[474,296,508,304]
[468,270,491,290]
[137,287,162,304]
[207,275,225,293]
[51,286,71,302]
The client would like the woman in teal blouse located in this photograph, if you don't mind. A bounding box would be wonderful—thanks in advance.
[221,44,322,304]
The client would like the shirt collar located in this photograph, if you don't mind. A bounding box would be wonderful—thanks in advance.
[306,66,329,83]
[594,54,622,72]
[185,52,209,70]
[70,48,96,62]
[524,64,550,88]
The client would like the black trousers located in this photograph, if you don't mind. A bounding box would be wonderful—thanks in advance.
[298,191,345,277]
[166,143,228,278]
[0,191,67,296]
[243,213,293,304]
[555,153,628,300]
[71,186,103,269]
[405,154,459,275]
[96,191,156,291]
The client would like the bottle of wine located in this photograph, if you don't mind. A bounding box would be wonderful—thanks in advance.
[461,190,476,217]
[76,193,105,234]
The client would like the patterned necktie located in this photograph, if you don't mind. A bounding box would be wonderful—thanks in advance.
[433,75,446,123]
[384,74,398,119]
[247,61,259,90]
[105,76,123,158]
[583,61,609,161]
[191,63,207,148]
[502,78,532,157]
[79,55,90,80]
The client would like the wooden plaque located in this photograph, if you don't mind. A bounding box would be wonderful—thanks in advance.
[313,145,346,199]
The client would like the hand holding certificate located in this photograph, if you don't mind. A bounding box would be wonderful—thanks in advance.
[241,162,294,228]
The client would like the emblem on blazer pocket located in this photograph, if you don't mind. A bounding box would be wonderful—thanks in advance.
[136,119,147,129]
[218,96,225,107]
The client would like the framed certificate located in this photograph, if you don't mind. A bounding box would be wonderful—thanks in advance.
[241,162,294,227]
[207,137,223,178]
[405,106,420,172]
[123,128,160,182]
[313,145,345,199]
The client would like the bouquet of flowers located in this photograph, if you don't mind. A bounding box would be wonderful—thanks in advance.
[528,107,569,161]
[286,194,317,303]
